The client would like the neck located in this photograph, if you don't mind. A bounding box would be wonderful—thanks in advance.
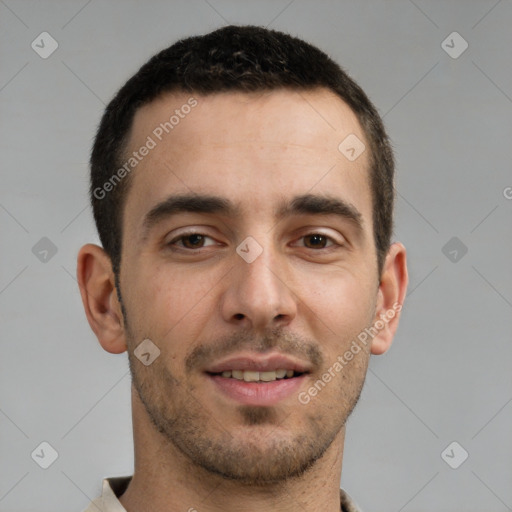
[120,388,345,512]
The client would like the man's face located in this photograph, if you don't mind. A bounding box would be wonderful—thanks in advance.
[118,88,379,484]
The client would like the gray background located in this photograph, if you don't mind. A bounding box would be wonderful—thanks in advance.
[1,1,511,511]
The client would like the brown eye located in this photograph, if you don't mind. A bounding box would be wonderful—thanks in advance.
[181,234,206,248]
[303,234,331,249]
[167,232,219,251]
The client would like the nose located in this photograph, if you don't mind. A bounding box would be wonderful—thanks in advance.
[220,244,297,331]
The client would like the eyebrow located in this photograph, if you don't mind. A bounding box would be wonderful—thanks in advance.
[140,192,364,241]
[277,194,364,232]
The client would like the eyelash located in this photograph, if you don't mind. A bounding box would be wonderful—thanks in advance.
[167,232,341,251]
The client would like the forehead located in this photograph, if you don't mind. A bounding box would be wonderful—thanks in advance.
[123,88,372,231]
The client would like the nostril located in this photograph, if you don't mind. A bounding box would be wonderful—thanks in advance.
[234,313,245,320]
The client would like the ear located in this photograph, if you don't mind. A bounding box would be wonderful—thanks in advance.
[76,244,127,354]
[370,242,408,355]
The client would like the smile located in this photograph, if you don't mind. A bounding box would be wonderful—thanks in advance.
[211,369,302,382]
[206,371,307,406]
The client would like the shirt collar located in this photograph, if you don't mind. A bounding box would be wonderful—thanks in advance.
[83,476,363,512]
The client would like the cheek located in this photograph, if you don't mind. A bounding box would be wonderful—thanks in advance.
[295,266,376,328]
[294,271,377,371]
[124,263,221,350]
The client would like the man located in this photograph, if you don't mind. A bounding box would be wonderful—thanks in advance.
[77,25,407,512]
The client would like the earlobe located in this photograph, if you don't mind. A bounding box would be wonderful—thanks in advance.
[370,242,408,355]
[76,244,127,354]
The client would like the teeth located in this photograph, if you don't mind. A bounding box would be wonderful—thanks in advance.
[243,371,260,382]
[218,369,298,382]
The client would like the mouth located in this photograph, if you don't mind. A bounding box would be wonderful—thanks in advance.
[204,354,311,406]
[207,369,304,382]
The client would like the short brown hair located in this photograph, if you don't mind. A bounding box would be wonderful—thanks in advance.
[90,24,395,275]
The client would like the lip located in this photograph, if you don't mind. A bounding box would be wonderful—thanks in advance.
[204,352,312,373]
[207,373,307,406]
